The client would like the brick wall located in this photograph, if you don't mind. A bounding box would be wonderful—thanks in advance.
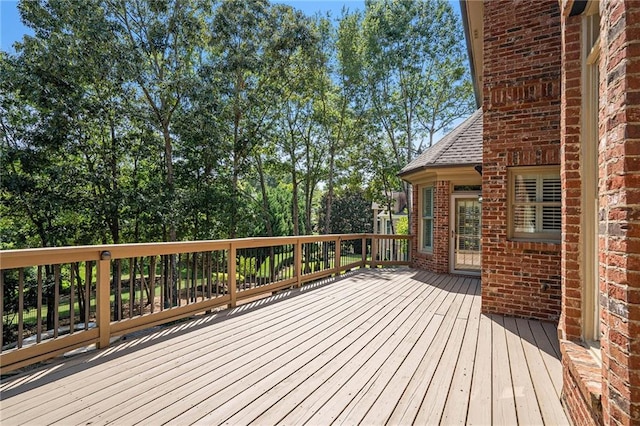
[481,0,562,321]
[561,340,604,425]
[558,1,604,424]
[598,1,640,424]
[559,5,584,342]
[411,181,449,273]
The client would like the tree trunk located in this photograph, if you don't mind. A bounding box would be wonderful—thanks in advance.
[291,172,299,236]
[162,124,176,242]
[324,143,336,234]
[45,265,55,330]
[109,118,120,245]
[256,154,274,237]
[73,263,86,323]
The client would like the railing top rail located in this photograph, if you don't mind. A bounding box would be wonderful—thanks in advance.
[0,234,412,270]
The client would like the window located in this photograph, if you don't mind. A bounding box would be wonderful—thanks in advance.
[582,2,600,344]
[509,166,561,241]
[422,187,434,251]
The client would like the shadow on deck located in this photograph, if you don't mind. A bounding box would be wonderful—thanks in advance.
[0,268,569,425]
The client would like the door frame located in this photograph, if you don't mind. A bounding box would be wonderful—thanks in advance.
[450,193,482,276]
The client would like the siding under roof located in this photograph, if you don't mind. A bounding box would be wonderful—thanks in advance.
[398,109,483,177]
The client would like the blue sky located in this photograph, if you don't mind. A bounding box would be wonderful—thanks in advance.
[1,1,366,53]
[1,1,461,53]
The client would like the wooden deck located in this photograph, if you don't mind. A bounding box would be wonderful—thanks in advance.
[0,268,569,425]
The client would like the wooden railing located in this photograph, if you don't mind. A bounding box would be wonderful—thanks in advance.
[0,234,411,373]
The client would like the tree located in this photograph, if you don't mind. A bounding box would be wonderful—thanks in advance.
[207,0,315,238]
[318,189,373,253]
[317,9,368,234]
[361,0,474,225]
[107,0,207,242]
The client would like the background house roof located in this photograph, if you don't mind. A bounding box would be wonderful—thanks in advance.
[398,109,483,177]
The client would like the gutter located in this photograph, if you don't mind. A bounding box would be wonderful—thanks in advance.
[397,162,482,180]
[460,0,481,109]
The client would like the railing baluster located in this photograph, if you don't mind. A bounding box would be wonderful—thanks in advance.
[97,251,111,348]
[191,252,196,302]
[206,252,211,300]
[177,253,182,307]
[37,265,43,342]
[0,270,3,348]
[295,240,301,287]
[168,254,174,308]
[185,253,190,305]
[160,255,166,311]
[70,263,75,334]
[150,256,156,314]
[138,257,144,317]
[129,258,134,318]
[18,269,24,349]
[84,262,90,331]
[228,245,236,308]
[216,251,221,297]
[54,265,60,338]
[371,237,378,268]
[201,253,205,302]
[195,252,200,302]
[335,238,341,276]
[116,259,122,321]
[135,257,140,316]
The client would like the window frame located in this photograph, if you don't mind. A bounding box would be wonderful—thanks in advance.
[421,186,434,252]
[508,165,561,242]
[582,2,601,344]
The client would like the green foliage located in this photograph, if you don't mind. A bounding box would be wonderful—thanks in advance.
[396,216,409,235]
[236,256,258,277]
[318,189,372,253]
[1,0,475,249]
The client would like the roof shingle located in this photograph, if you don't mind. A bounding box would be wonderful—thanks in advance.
[399,109,482,176]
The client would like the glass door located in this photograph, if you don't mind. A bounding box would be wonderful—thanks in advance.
[451,197,481,274]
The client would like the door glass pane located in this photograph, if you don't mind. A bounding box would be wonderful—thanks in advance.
[454,199,481,271]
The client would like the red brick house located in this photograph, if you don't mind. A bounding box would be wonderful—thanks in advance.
[399,109,483,276]
[402,0,640,424]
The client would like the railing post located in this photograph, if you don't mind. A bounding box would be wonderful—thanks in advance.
[295,239,302,288]
[361,236,367,267]
[97,251,111,348]
[228,243,236,309]
[334,237,341,276]
[371,236,378,268]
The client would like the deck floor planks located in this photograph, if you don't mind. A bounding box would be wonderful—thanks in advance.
[225,272,448,425]
[246,273,456,426]
[328,274,464,425]
[15,272,396,419]
[147,272,424,424]
[540,320,561,359]
[19,270,407,425]
[1,270,366,410]
[432,284,482,425]
[490,314,519,425]
[0,269,570,426]
[99,271,422,425]
[357,276,473,425]
[216,271,444,425]
[516,318,571,426]
[390,280,477,425]
[467,312,493,425]
[503,316,544,425]
[302,274,460,425]
[530,319,563,397]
